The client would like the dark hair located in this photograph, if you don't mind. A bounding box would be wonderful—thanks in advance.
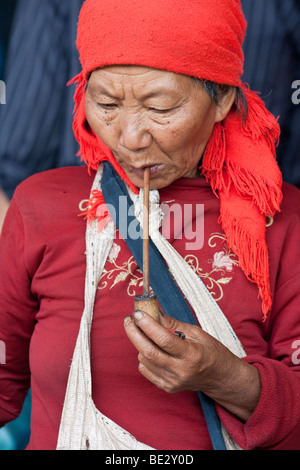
[190,77,248,124]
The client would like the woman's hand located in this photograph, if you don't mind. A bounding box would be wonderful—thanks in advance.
[124,310,261,422]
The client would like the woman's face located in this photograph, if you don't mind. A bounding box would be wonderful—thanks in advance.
[85,65,229,189]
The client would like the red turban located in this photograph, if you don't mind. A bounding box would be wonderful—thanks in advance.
[70,0,283,319]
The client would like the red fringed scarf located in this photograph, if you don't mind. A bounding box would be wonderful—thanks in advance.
[72,0,283,319]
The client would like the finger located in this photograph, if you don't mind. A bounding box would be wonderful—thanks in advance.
[125,315,185,380]
[131,310,188,357]
[138,361,179,394]
[124,315,167,361]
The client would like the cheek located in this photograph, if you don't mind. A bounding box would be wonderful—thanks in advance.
[163,119,212,158]
[171,104,215,144]
[154,118,191,150]
[183,114,216,153]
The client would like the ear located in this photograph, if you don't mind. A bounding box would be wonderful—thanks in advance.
[215,87,237,123]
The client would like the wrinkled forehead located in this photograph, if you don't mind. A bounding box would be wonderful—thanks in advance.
[86,65,206,104]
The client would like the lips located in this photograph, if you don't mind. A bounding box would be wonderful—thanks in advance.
[131,164,163,179]
[111,151,164,180]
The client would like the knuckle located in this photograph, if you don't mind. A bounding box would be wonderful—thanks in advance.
[165,385,178,395]
[140,345,158,362]
[138,362,146,375]
[158,333,174,351]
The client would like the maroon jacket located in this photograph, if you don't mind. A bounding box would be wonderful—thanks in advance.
[0,167,299,450]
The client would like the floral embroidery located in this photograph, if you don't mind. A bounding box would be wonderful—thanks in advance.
[203,232,239,301]
[98,232,239,302]
[98,244,144,296]
[212,251,234,272]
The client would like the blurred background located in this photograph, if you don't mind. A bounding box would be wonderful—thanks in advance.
[0,0,16,78]
[0,0,299,450]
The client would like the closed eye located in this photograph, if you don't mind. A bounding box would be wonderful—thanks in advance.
[97,103,117,110]
[148,107,174,114]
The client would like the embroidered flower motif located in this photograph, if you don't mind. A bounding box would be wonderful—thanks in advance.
[98,254,144,296]
[99,232,239,302]
[185,233,239,302]
[212,251,234,272]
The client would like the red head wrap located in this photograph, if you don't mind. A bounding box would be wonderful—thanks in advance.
[77,0,246,86]
[71,0,283,319]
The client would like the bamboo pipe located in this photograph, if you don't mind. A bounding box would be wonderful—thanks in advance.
[134,168,161,322]
[143,167,150,296]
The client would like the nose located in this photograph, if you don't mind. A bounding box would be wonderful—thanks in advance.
[119,111,152,152]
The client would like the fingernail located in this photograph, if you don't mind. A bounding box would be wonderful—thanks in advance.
[133,310,144,321]
[124,316,132,327]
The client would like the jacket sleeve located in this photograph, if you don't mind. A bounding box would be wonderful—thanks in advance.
[0,198,38,426]
[217,192,300,450]
[217,354,300,450]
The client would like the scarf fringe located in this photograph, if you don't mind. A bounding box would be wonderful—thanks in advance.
[201,88,282,317]
[203,160,282,217]
[225,161,282,216]
[219,210,271,321]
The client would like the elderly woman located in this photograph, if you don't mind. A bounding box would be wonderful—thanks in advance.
[0,0,300,451]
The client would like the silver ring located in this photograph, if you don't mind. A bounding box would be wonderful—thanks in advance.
[174,331,186,340]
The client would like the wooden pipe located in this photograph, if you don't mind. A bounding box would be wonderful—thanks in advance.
[134,168,161,323]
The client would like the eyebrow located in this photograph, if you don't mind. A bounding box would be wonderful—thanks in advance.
[93,88,117,98]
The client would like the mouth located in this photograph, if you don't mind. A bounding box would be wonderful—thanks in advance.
[130,164,164,180]
[112,151,164,180]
